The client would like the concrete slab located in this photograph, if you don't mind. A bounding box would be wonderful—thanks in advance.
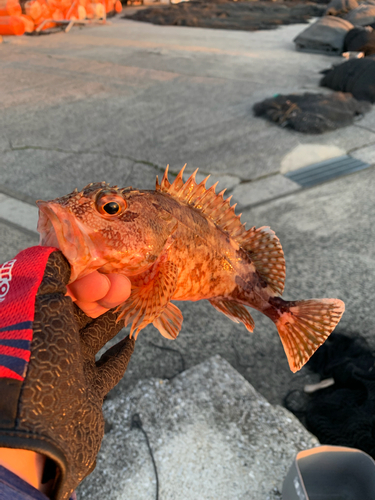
[78,356,318,500]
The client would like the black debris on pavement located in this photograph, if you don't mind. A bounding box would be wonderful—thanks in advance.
[125,1,326,32]
[285,333,375,460]
[321,56,375,102]
[293,15,353,54]
[344,26,375,55]
[253,92,370,133]
[344,3,375,26]
[325,0,358,17]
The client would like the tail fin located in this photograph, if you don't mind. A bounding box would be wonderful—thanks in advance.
[275,298,345,373]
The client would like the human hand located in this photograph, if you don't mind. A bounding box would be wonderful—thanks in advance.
[66,271,131,318]
[0,247,135,500]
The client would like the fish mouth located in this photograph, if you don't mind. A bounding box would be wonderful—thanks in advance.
[37,201,97,282]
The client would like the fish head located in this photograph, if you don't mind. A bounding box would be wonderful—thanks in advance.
[37,182,176,282]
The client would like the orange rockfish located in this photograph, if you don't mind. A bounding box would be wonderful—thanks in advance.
[37,166,345,372]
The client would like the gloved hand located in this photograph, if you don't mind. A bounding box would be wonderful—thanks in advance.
[0,246,134,500]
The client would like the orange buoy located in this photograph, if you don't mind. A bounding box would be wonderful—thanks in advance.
[85,2,94,18]
[0,0,22,16]
[0,15,25,35]
[51,8,63,19]
[24,0,42,20]
[19,14,35,31]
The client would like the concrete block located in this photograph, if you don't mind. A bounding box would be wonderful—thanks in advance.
[78,356,318,500]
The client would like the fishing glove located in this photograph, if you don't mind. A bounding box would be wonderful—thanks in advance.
[0,246,135,500]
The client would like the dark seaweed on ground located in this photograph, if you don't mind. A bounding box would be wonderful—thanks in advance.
[321,56,375,103]
[344,27,375,56]
[253,92,370,133]
[125,1,326,31]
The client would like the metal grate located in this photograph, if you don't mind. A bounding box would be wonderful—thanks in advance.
[284,155,370,188]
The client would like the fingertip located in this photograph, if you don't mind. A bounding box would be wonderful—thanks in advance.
[75,300,110,318]
[69,271,111,303]
[97,274,131,308]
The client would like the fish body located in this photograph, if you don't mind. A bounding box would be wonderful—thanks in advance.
[37,166,345,372]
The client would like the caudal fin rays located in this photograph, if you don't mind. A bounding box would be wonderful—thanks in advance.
[275,298,345,372]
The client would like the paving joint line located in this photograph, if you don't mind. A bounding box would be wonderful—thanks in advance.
[5,143,163,171]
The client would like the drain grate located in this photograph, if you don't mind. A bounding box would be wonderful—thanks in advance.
[284,155,370,188]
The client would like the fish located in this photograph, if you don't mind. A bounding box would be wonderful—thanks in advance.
[37,165,345,372]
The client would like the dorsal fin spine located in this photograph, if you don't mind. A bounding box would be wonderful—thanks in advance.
[194,182,218,210]
[161,165,171,192]
[176,169,198,199]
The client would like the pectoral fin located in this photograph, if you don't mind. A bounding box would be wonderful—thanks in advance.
[117,260,179,339]
[209,299,255,332]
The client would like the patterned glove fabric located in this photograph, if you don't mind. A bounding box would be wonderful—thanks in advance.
[0,247,135,500]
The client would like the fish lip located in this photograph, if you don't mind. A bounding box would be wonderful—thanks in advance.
[37,201,93,282]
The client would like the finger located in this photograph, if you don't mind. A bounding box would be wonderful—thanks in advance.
[97,274,131,309]
[68,272,111,303]
[75,300,109,319]
[94,336,135,397]
[80,309,125,354]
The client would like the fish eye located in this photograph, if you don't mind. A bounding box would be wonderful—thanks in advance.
[103,202,120,214]
[96,191,127,217]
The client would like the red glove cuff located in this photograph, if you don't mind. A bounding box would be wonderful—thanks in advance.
[0,246,59,381]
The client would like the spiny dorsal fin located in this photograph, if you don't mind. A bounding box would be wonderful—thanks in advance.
[156,166,285,295]
[157,165,245,240]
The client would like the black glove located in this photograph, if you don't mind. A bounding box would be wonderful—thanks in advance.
[0,247,134,500]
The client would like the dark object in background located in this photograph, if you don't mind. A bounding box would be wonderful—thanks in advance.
[321,56,375,102]
[306,333,375,460]
[343,26,375,56]
[325,0,358,17]
[293,16,353,54]
[285,333,375,460]
[253,92,370,133]
[125,2,326,32]
[344,3,375,26]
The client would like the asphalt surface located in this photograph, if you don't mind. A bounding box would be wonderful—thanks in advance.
[1,16,375,409]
